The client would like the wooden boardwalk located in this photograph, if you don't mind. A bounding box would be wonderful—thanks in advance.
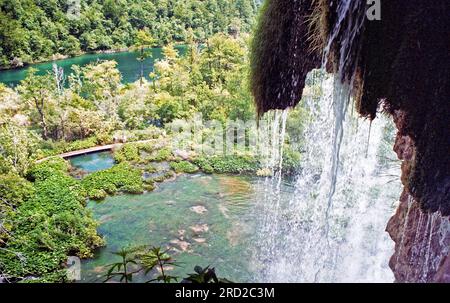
[36,139,154,163]
[58,143,120,158]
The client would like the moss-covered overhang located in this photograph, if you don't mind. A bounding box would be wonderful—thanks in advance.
[249,0,322,117]
[250,0,450,215]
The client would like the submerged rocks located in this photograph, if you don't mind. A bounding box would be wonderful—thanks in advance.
[170,239,191,252]
[190,205,208,214]
[190,224,209,234]
[193,237,206,244]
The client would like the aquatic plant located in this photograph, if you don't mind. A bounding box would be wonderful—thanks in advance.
[153,148,173,162]
[193,155,260,174]
[169,161,199,174]
[114,144,140,163]
[81,163,144,200]
[27,157,70,182]
[144,163,158,173]
[0,160,103,282]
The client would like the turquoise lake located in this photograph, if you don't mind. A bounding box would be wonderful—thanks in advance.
[0,46,185,87]
[69,152,115,173]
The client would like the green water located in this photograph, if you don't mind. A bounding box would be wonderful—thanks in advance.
[69,152,115,173]
[80,173,260,283]
[0,46,185,87]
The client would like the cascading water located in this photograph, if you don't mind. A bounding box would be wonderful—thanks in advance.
[254,110,290,269]
[252,71,402,282]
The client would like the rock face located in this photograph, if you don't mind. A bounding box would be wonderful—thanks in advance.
[386,110,450,282]
[250,0,450,282]
[387,191,450,282]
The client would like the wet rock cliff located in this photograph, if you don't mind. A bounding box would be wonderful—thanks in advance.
[250,0,450,282]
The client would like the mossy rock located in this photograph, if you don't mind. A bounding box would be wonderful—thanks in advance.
[143,183,156,192]
[122,184,144,195]
[169,161,199,174]
[144,164,158,173]
[89,189,108,201]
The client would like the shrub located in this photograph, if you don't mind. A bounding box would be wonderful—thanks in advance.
[63,137,98,153]
[169,161,199,174]
[0,173,34,208]
[81,163,144,199]
[0,165,103,282]
[27,157,70,181]
[193,155,260,174]
[153,148,173,162]
[96,133,113,145]
[282,147,301,174]
[114,144,140,163]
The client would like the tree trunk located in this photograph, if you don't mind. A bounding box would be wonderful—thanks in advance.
[41,119,48,140]
[35,99,48,140]
[140,47,144,86]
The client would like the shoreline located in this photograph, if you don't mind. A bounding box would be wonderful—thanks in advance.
[0,48,131,71]
[0,42,187,72]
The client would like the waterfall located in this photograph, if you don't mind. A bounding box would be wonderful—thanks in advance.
[252,71,402,282]
[254,109,289,270]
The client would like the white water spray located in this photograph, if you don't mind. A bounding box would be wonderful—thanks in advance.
[252,72,402,282]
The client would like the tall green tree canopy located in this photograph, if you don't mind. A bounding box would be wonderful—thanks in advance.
[0,0,258,69]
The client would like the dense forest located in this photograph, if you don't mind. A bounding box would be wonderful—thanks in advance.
[0,0,257,69]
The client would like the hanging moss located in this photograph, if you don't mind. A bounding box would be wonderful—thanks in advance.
[249,0,321,116]
[250,0,450,215]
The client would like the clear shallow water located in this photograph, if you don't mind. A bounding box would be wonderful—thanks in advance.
[71,149,296,283]
[80,174,279,283]
[69,152,115,173]
[0,46,185,87]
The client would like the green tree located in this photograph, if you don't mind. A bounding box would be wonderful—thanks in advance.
[134,29,156,86]
[0,123,39,175]
[17,69,56,140]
